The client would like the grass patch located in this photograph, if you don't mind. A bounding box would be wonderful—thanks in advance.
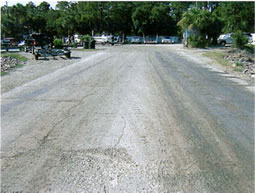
[233,66,245,72]
[1,71,8,76]
[203,51,231,67]
[233,62,244,72]
[1,53,28,62]
[235,61,243,67]
[16,63,24,68]
[244,44,255,54]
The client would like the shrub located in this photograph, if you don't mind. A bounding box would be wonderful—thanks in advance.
[81,35,93,42]
[232,30,248,49]
[54,39,63,49]
[235,61,243,66]
[244,44,255,54]
[69,42,78,48]
[188,34,208,48]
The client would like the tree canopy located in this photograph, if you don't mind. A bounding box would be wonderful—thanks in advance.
[1,1,254,41]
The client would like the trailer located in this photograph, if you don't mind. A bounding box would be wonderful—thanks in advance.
[33,46,71,60]
[24,33,71,60]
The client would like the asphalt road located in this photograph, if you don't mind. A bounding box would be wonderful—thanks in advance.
[1,45,254,192]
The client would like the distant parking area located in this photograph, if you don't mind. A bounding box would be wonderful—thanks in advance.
[1,48,21,52]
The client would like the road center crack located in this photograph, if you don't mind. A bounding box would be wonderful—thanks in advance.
[114,116,126,147]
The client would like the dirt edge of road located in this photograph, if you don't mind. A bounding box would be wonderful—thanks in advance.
[201,48,254,85]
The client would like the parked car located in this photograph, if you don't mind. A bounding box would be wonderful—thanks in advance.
[162,36,172,44]
[170,36,180,44]
[217,33,233,46]
[113,36,120,43]
[4,37,17,46]
[217,32,252,46]
[93,36,108,44]
[1,39,11,51]
[144,36,156,44]
[18,40,25,47]
[1,39,10,45]
[131,36,143,44]
[125,36,133,43]
[74,34,82,45]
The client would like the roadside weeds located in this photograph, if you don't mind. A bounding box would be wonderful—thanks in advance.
[1,53,28,76]
[202,48,255,82]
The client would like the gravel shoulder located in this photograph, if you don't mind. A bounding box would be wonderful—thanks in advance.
[1,46,110,93]
[181,46,255,86]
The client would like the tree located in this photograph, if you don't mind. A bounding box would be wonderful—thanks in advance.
[149,3,174,35]
[177,8,213,47]
[104,2,134,35]
[132,3,153,35]
[75,2,102,35]
[1,1,254,43]
[216,2,255,33]
[37,1,50,12]
[1,3,28,39]
[132,2,174,36]
[55,2,78,37]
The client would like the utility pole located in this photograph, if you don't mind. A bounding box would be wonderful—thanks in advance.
[6,1,9,17]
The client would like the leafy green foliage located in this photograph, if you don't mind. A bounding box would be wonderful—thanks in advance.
[216,2,254,33]
[82,35,90,42]
[178,8,222,47]
[244,44,255,54]
[1,1,254,45]
[233,67,244,72]
[69,42,78,48]
[53,38,63,48]
[232,31,248,49]
[235,61,243,67]
[1,72,8,76]
[188,34,208,48]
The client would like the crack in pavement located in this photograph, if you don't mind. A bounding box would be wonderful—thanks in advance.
[38,92,96,146]
[113,116,126,148]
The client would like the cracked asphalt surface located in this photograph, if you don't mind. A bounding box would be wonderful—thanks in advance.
[1,45,254,192]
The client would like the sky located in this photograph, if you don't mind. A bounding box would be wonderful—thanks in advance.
[0,0,59,9]
[1,0,253,8]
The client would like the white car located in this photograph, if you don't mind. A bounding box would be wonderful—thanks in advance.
[217,33,252,46]
[93,36,108,44]
[217,33,233,46]
[131,36,143,44]
[162,36,172,44]
[18,40,25,47]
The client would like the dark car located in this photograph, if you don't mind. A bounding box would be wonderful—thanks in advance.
[144,36,156,44]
